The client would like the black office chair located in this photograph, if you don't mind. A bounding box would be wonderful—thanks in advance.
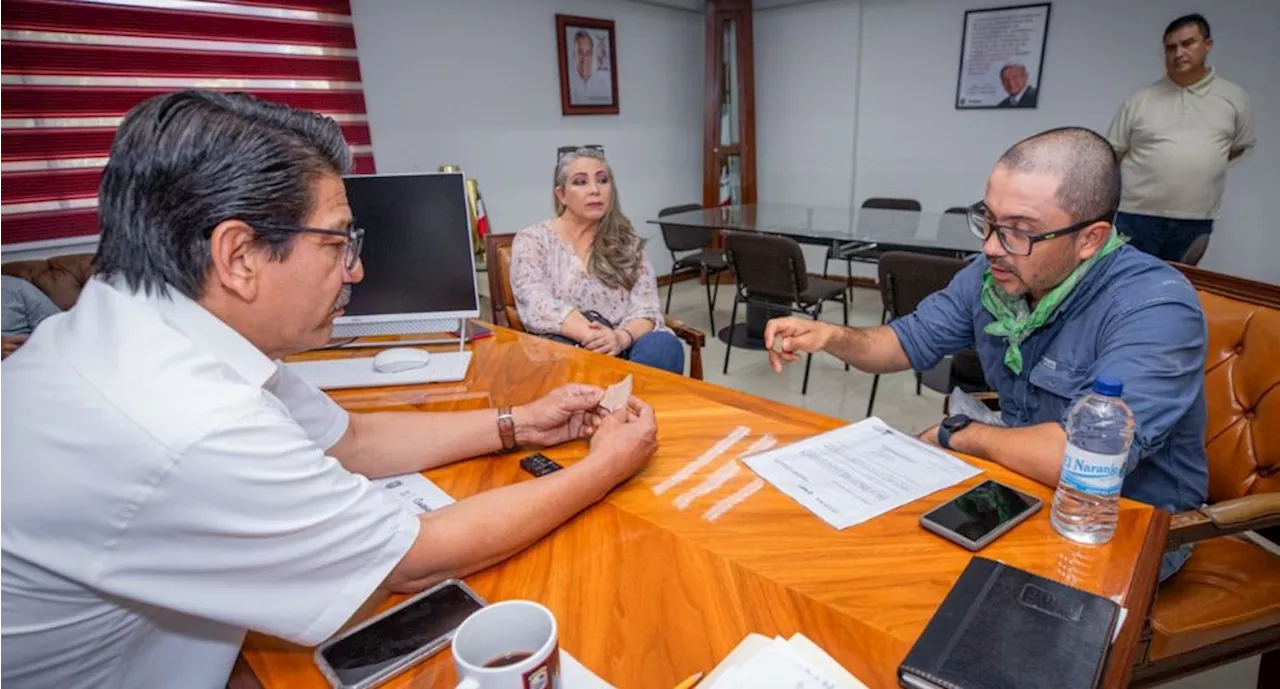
[659,203,728,332]
[867,251,976,417]
[723,232,848,395]
[824,197,922,294]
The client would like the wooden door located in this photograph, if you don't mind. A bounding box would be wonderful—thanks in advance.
[703,0,757,208]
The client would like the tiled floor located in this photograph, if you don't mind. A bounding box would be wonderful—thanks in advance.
[659,279,1261,689]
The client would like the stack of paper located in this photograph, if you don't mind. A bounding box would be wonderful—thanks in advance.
[704,633,868,689]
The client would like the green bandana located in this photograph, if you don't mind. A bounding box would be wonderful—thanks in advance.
[981,229,1125,374]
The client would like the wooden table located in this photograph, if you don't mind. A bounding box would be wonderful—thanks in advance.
[237,325,1168,689]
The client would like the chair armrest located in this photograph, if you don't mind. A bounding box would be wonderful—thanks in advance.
[664,316,706,348]
[1165,493,1280,548]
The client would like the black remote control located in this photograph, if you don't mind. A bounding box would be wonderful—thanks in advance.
[519,453,563,477]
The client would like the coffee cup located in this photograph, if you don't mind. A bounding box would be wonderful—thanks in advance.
[453,600,560,689]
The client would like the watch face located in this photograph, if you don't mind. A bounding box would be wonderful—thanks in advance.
[943,415,971,432]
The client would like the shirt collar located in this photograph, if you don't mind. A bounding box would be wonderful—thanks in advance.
[1168,66,1216,95]
[105,276,280,388]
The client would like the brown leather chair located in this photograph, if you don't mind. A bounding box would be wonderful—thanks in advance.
[485,233,706,380]
[1128,264,1280,688]
[1,253,97,310]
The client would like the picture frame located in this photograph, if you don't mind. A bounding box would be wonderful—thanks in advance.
[954,3,1052,110]
[556,14,619,116]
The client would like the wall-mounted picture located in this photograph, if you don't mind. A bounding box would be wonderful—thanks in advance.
[955,3,1051,109]
[556,14,619,116]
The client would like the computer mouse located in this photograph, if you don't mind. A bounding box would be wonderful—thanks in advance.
[372,347,431,373]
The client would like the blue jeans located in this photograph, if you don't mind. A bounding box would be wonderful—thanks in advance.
[1114,211,1213,262]
[621,331,685,375]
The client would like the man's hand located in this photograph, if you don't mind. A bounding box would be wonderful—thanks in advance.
[581,323,623,356]
[586,397,658,483]
[764,317,840,373]
[513,384,606,447]
[1,335,29,360]
[918,424,941,448]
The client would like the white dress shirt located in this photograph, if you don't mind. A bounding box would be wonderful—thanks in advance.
[1,277,420,689]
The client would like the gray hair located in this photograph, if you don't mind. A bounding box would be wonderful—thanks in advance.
[1000,63,1028,78]
[553,147,643,291]
[95,90,351,299]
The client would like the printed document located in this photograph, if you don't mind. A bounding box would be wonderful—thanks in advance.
[743,417,981,529]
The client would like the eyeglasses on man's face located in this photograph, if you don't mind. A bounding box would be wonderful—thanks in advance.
[254,224,365,270]
[966,202,1112,257]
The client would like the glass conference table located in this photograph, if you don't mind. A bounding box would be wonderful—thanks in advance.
[649,203,983,348]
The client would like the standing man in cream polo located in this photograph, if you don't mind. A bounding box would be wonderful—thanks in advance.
[1107,13,1255,262]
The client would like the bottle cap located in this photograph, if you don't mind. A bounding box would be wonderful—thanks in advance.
[1093,376,1123,397]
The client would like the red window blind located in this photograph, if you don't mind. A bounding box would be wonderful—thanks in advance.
[1,0,377,248]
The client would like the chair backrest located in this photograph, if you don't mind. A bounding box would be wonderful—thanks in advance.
[877,251,968,318]
[1175,264,1280,503]
[724,231,807,303]
[862,197,923,212]
[658,203,712,253]
[483,233,525,332]
[0,253,96,310]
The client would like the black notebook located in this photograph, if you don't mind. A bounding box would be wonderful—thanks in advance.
[899,556,1120,689]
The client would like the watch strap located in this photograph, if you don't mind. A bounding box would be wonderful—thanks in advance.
[496,406,518,453]
[938,422,956,451]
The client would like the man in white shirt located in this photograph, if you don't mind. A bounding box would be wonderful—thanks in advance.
[568,29,613,106]
[1,90,657,689]
[1107,13,1256,261]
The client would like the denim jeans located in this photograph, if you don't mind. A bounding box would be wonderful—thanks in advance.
[621,331,685,375]
[1114,211,1213,262]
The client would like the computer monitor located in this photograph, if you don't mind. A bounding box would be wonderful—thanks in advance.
[332,171,480,339]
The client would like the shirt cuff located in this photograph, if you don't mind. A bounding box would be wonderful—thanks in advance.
[316,405,351,452]
[292,509,421,646]
[887,317,932,372]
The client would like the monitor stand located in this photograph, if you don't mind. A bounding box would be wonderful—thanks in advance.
[324,319,489,353]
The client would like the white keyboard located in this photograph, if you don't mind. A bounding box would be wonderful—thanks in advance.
[287,351,474,390]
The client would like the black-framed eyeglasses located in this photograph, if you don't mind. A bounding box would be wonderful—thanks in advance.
[557,144,604,162]
[966,202,1113,256]
[254,224,364,270]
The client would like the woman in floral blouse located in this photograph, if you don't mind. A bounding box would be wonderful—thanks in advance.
[510,147,685,374]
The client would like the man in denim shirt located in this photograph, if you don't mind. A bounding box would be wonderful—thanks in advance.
[767,128,1207,581]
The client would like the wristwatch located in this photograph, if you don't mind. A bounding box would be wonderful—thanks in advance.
[496,407,518,453]
[937,414,973,451]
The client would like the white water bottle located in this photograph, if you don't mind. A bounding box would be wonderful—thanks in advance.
[1051,376,1135,545]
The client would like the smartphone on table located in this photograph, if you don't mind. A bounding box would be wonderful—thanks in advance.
[314,579,486,689]
[920,479,1043,551]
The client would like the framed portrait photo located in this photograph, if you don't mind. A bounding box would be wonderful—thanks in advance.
[955,3,1051,110]
[556,14,619,116]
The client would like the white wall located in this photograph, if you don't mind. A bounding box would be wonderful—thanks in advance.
[755,0,864,274]
[349,0,704,275]
[755,0,1280,284]
[756,0,861,207]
